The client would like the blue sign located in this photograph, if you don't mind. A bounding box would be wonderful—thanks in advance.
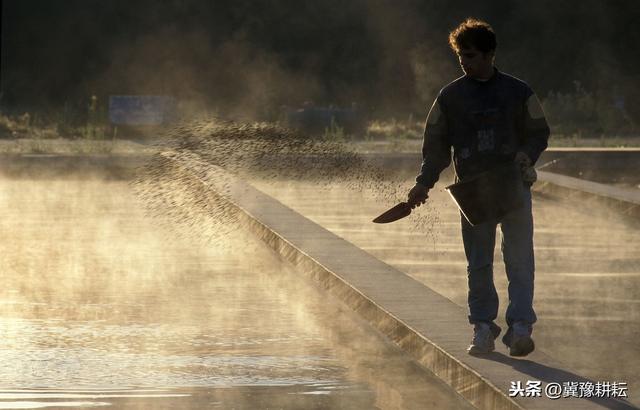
[109,95,175,125]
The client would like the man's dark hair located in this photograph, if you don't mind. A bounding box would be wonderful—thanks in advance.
[449,18,497,54]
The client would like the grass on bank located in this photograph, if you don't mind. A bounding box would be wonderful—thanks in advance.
[0,111,638,155]
[0,138,154,155]
[0,113,154,155]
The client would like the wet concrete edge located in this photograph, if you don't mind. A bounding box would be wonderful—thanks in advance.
[535,171,640,220]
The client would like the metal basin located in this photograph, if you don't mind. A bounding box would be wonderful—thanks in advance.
[445,162,524,225]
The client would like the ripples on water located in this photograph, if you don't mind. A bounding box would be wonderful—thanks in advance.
[0,177,469,409]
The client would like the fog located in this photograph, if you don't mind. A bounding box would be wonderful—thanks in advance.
[0,160,477,408]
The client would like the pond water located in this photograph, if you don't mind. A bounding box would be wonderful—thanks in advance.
[0,173,470,409]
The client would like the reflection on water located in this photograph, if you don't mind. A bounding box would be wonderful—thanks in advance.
[0,400,110,409]
[0,317,345,388]
[0,175,469,409]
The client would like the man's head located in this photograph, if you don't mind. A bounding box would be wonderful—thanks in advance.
[449,18,497,80]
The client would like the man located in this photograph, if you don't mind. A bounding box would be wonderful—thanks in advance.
[407,18,550,356]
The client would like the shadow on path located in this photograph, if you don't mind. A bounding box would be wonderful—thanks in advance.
[480,352,637,409]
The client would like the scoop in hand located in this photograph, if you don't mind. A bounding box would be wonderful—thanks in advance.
[372,201,414,224]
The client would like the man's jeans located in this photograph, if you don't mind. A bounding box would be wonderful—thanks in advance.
[462,187,537,327]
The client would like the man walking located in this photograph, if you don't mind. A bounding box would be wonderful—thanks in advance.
[407,18,550,356]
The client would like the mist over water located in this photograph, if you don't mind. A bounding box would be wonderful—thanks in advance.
[2,114,638,408]
[0,165,470,409]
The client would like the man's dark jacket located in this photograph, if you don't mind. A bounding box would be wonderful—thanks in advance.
[416,68,550,189]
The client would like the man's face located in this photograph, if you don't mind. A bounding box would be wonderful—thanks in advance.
[457,46,494,79]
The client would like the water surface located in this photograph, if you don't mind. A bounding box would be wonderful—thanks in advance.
[0,174,469,409]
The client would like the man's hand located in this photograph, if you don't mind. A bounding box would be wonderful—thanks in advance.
[514,151,537,183]
[408,183,429,207]
[514,151,531,169]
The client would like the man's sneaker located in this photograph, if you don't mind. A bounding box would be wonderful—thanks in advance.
[502,322,535,357]
[467,322,501,355]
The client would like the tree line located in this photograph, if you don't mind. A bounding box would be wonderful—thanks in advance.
[1,0,638,135]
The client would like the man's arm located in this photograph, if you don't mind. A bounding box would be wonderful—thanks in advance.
[409,95,452,205]
[416,96,452,188]
[518,92,550,165]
